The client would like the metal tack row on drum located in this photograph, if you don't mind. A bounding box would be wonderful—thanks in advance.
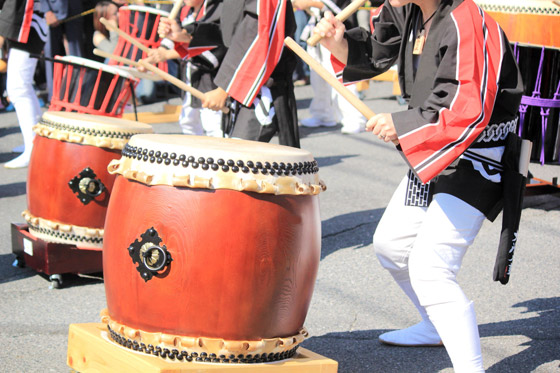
[101,135,326,363]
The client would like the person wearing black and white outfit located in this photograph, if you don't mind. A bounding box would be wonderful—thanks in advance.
[0,0,47,169]
[314,0,524,371]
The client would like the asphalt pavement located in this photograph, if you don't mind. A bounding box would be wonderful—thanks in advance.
[0,81,559,373]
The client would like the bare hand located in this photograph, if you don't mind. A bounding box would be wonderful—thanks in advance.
[158,17,192,43]
[366,113,398,143]
[314,11,348,62]
[45,11,60,27]
[202,87,228,111]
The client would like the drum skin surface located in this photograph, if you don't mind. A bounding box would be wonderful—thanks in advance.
[103,176,321,341]
[27,135,119,229]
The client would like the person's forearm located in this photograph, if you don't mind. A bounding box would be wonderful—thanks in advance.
[327,38,349,64]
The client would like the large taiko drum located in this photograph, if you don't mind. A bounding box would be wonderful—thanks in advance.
[101,135,326,363]
[110,5,169,72]
[513,43,560,164]
[24,112,153,249]
[50,56,139,117]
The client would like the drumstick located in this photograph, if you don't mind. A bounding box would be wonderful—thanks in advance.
[307,0,367,47]
[285,36,398,145]
[93,48,140,67]
[57,8,95,25]
[138,60,229,114]
[168,0,184,19]
[99,17,151,54]
[159,0,184,38]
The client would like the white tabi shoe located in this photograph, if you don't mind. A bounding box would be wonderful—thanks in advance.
[379,320,443,347]
[4,152,31,169]
[300,117,337,128]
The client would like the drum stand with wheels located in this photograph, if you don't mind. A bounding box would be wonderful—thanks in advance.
[525,173,560,196]
[10,223,103,289]
[67,323,338,372]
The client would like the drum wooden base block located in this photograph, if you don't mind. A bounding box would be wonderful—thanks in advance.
[122,104,181,124]
[11,223,103,277]
[67,323,338,373]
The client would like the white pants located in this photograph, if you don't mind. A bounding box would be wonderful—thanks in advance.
[179,93,223,137]
[6,48,42,152]
[374,175,486,372]
[307,43,365,132]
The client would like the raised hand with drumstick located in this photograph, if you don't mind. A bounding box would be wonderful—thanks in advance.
[147,0,225,137]
[294,0,368,134]
[313,1,524,372]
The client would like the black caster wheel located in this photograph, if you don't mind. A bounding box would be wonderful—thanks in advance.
[49,274,63,289]
[12,256,25,268]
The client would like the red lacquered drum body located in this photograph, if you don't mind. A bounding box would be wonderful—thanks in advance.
[24,112,153,248]
[50,56,138,117]
[102,135,326,363]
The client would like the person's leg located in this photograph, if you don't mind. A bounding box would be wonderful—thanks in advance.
[409,193,486,372]
[200,108,223,138]
[230,105,261,141]
[259,82,300,147]
[293,10,310,83]
[335,83,367,134]
[301,44,336,127]
[178,94,204,135]
[373,176,441,346]
[44,26,65,103]
[5,49,41,168]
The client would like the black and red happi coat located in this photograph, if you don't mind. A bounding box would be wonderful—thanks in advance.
[344,0,523,187]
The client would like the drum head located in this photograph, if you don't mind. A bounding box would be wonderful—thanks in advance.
[108,134,326,195]
[55,55,138,81]
[36,111,153,149]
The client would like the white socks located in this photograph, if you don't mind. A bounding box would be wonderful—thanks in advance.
[427,301,485,373]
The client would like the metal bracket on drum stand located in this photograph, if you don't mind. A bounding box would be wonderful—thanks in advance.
[128,227,173,282]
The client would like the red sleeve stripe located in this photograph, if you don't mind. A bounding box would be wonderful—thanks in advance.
[225,0,286,106]
[401,3,504,183]
[18,0,35,43]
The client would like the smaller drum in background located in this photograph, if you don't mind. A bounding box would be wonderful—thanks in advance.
[50,56,139,117]
[474,1,560,48]
[514,43,560,164]
[24,111,153,249]
[111,5,169,72]
[102,135,326,363]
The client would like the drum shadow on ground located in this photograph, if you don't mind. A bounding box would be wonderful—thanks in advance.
[0,181,26,198]
[0,253,36,285]
[523,192,560,211]
[298,123,342,138]
[315,154,358,169]
[301,329,452,373]
[302,297,560,373]
[319,208,384,260]
[0,253,104,288]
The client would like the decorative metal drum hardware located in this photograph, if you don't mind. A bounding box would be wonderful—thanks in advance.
[68,167,106,205]
[128,228,172,282]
